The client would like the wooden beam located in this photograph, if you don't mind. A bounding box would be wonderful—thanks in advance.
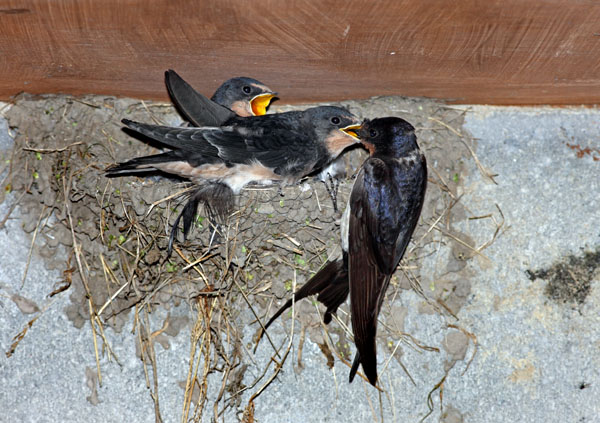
[1,0,600,104]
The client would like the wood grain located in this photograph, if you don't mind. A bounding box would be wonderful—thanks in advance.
[1,0,600,104]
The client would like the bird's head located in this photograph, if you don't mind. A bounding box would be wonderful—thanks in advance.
[213,77,277,117]
[358,117,418,157]
[306,106,362,156]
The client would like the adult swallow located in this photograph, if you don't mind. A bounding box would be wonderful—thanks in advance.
[165,70,276,127]
[260,117,427,387]
[106,106,361,253]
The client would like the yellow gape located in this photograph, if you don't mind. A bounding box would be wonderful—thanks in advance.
[250,93,276,116]
[341,124,362,139]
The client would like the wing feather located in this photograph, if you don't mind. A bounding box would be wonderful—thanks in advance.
[348,160,392,385]
[348,154,427,385]
[122,113,318,174]
[165,70,236,126]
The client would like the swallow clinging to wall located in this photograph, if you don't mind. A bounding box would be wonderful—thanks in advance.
[260,117,427,386]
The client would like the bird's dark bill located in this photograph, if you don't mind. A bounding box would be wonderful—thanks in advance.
[340,124,362,139]
[251,93,276,116]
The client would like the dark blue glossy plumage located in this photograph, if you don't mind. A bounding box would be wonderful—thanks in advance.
[348,118,427,385]
[260,117,427,387]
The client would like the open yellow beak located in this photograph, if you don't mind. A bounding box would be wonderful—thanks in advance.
[250,93,276,116]
[340,124,362,140]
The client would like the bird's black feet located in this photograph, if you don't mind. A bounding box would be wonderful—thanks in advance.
[322,173,340,213]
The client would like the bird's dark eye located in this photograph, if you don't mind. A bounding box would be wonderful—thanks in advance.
[331,117,341,125]
[242,86,252,94]
[369,129,378,138]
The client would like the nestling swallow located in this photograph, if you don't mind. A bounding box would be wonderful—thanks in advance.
[165,70,276,126]
[106,106,361,253]
[166,70,345,211]
[260,117,427,387]
[163,70,276,248]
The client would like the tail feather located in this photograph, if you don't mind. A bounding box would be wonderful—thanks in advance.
[316,274,349,324]
[258,254,349,343]
[167,182,235,255]
[349,349,378,385]
[349,352,361,383]
[165,69,235,127]
[349,272,389,387]
[349,350,378,386]
[105,152,180,176]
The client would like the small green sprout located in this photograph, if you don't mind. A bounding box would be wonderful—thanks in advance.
[294,254,306,266]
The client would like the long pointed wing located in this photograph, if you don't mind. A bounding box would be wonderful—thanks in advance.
[348,159,392,385]
[165,70,235,126]
[348,155,427,385]
[121,115,317,175]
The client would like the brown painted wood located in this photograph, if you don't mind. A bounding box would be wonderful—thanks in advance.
[1,0,600,105]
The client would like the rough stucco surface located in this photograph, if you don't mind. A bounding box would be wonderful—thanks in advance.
[0,100,599,422]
